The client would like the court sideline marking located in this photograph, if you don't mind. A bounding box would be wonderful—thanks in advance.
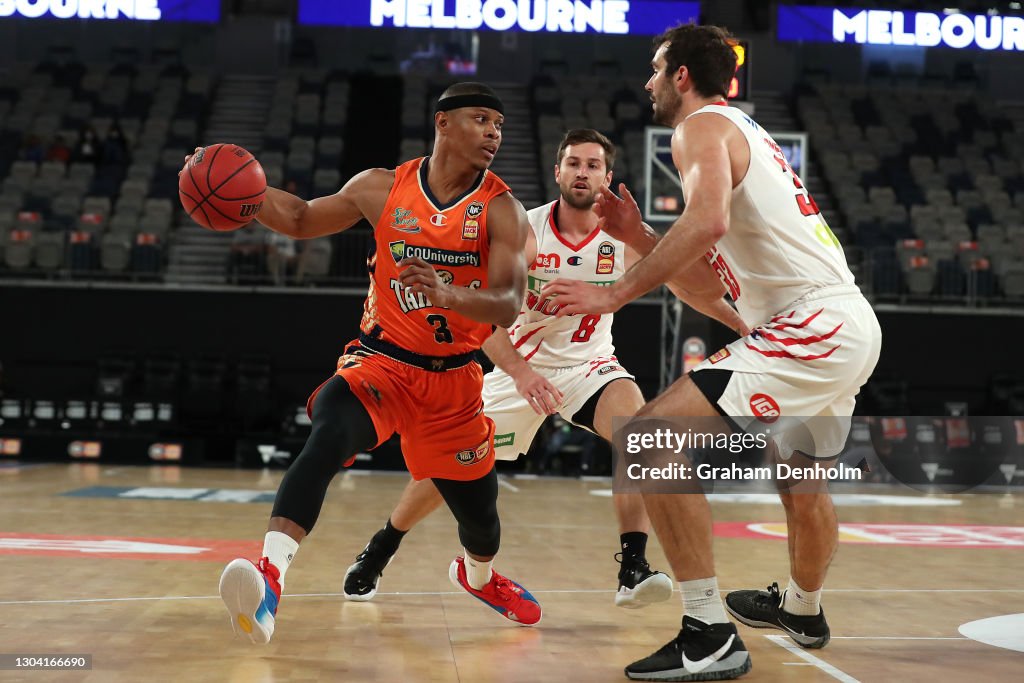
[766,635,859,683]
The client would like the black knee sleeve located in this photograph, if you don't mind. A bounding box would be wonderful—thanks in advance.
[433,468,501,556]
[271,376,377,533]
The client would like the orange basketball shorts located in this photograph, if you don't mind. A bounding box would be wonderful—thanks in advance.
[306,339,495,481]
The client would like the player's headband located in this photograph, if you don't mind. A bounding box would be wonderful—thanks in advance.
[435,93,504,115]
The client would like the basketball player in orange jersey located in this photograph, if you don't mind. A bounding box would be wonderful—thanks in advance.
[545,25,881,681]
[341,129,749,610]
[204,82,542,645]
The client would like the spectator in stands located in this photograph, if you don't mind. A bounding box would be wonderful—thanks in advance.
[266,231,298,285]
[73,125,101,164]
[230,224,268,283]
[18,134,45,163]
[103,123,129,165]
[46,135,72,163]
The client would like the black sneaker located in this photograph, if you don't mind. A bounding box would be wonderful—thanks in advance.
[342,544,394,602]
[625,615,752,681]
[615,553,674,609]
[725,582,830,649]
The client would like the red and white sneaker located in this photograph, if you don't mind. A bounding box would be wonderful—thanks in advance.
[448,556,542,626]
[219,557,282,644]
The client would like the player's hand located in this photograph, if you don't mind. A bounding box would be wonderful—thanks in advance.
[398,257,454,308]
[513,369,564,415]
[593,183,644,242]
[178,147,203,177]
[541,279,625,317]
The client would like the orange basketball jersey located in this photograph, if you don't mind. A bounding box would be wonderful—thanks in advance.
[360,156,510,356]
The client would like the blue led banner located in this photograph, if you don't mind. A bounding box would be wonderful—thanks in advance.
[778,5,1024,51]
[298,0,701,35]
[0,0,221,23]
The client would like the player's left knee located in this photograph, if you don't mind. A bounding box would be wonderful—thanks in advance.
[459,515,500,557]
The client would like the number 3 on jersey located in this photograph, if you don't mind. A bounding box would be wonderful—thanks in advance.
[426,314,453,344]
[571,315,601,343]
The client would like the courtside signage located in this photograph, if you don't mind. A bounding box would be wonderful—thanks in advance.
[63,486,279,503]
[0,0,221,23]
[777,5,1024,52]
[298,0,701,35]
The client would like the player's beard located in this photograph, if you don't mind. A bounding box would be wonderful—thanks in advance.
[559,182,598,210]
[652,85,682,127]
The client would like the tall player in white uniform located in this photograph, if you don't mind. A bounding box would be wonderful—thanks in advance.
[341,129,748,609]
[545,25,882,681]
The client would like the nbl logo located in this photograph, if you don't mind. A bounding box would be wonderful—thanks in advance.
[239,201,263,218]
[596,241,615,274]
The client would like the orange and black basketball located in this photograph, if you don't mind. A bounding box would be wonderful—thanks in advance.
[178,143,267,232]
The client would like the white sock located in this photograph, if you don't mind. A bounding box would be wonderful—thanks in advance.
[262,531,299,585]
[782,578,821,616]
[679,577,728,624]
[464,553,493,590]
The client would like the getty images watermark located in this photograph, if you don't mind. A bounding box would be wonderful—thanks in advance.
[611,415,1024,494]
[623,428,862,483]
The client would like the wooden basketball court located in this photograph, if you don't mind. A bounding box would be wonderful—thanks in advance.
[1,462,1021,682]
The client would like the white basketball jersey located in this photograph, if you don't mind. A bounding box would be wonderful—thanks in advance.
[509,201,626,367]
[685,104,855,326]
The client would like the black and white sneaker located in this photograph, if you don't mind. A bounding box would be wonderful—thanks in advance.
[725,582,830,649]
[342,544,394,602]
[625,615,752,681]
[615,553,674,609]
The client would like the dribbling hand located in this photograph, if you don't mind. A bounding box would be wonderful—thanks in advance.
[178,147,203,177]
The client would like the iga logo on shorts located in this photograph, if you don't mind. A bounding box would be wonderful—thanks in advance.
[455,439,490,465]
[749,393,780,423]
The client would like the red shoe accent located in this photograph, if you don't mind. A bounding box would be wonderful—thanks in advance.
[343,455,357,468]
[452,556,542,625]
[256,557,282,602]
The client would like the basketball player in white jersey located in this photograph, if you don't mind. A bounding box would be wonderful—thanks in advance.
[341,128,749,610]
[544,24,882,681]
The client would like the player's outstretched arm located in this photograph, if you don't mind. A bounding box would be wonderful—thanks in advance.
[611,115,733,301]
[541,116,733,316]
[256,168,395,240]
[625,246,749,336]
[404,193,528,328]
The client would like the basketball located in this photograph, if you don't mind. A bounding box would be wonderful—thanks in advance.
[178,143,267,232]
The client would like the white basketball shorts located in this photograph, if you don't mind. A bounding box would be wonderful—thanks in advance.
[690,285,882,459]
[483,356,635,460]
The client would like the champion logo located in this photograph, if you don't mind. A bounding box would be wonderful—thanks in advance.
[568,256,583,266]
[430,213,447,227]
[750,393,780,423]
